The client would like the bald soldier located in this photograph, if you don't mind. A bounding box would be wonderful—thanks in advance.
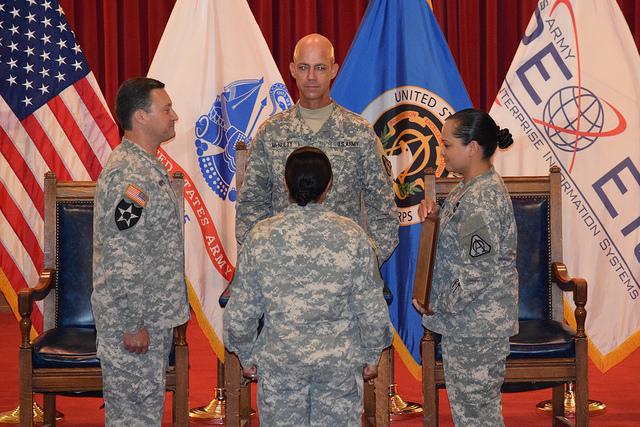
[236,33,399,264]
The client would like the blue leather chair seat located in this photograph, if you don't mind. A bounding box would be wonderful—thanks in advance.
[32,327,177,369]
[432,319,575,362]
[508,319,575,359]
[32,327,99,369]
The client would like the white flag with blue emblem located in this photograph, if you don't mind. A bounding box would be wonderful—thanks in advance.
[147,0,292,357]
[491,0,640,372]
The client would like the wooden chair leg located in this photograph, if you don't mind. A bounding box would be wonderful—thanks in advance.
[422,335,438,427]
[373,347,391,427]
[173,324,189,427]
[239,383,251,425]
[224,350,242,427]
[575,379,589,427]
[43,394,56,425]
[551,384,564,426]
[363,381,376,426]
[575,337,589,427]
[19,348,33,427]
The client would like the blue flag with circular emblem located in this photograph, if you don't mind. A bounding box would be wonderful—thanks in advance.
[332,0,471,379]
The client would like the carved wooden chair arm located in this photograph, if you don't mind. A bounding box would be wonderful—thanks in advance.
[551,262,588,338]
[18,269,55,347]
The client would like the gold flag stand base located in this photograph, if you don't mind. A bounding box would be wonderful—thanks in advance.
[188,388,226,424]
[0,403,63,424]
[536,383,606,417]
[189,387,256,424]
[388,384,423,420]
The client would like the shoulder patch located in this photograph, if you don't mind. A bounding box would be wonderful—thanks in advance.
[124,184,147,207]
[469,234,491,257]
[115,199,143,230]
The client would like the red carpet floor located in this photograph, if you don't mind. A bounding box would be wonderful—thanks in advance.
[0,311,638,426]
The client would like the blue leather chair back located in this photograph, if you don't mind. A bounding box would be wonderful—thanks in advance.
[512,196,551,321]
[55,201,95,328]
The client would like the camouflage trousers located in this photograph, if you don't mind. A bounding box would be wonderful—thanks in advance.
[97,327,174,427]
[441,335,510,427]
[256,364,364,426]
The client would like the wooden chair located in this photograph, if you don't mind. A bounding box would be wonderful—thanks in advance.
[421,166,589,427]
[18,171,189,426]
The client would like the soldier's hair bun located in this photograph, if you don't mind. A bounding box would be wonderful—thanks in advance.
[448,108,514,158]
[497,128,513,150]
[285,147,333,207]
[295,182,313,207]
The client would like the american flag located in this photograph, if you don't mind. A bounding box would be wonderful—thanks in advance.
[124,184,147,207]
[0,0,119,330]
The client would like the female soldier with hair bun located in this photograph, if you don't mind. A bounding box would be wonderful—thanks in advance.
[224,146,393,426]
[414,108,518,426]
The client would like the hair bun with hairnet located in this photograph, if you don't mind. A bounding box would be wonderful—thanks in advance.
[497,128,513,150]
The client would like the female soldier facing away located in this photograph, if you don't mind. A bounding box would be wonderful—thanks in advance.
[414,108,518,426]
[224,146,393,426]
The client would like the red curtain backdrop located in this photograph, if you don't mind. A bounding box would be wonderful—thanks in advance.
[59,0,640,114]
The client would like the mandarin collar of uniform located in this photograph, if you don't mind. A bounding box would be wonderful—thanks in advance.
[462,165,496,189]
[293,101,338,136]
[284,201,330,215]
[122,138,168,175]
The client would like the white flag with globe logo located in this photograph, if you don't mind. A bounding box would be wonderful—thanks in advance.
[147,0,292,357]
[491,0,640,372]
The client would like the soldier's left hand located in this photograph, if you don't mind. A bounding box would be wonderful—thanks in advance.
[124,327,150,354]
[363,364,378,381]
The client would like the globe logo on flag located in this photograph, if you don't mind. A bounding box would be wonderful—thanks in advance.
[194,79,291,202]
[542,86,604,153]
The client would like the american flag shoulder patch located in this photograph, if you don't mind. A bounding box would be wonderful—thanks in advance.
[124,184,148,207]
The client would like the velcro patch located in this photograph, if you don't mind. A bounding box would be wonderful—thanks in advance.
[115,199,143,230]
[124,184,147,207]
[469,234,491,257]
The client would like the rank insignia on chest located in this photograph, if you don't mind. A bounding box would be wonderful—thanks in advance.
[115,199,143,230]
[469,234,491,257]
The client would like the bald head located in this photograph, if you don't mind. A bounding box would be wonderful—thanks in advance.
[293,33,335,64]
[290,34,339,109]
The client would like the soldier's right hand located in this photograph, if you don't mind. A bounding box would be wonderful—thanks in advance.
[417,198,440,222]
[124,327,150,354]
[412,298,434,316]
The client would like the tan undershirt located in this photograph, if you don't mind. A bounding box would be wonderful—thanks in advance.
[299,103,334,134]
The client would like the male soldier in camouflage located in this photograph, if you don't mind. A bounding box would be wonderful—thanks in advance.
[415,109,518,426]
[92,77,189,426]
[225,147,393,426]
[236,33,398,263]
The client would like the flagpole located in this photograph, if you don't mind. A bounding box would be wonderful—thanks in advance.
[387,348,424,419]
[188,141,253,424]
[187,360,227,423]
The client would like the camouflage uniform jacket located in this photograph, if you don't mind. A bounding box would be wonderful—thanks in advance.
[236,102,399,263]
[224,203,394,370]
[92,138,190,334]
[423,167,518,337]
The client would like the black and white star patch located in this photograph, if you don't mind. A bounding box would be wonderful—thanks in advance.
[114,199,142,230]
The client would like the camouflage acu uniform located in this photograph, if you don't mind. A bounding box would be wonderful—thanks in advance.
[423,167,518,427]
[236,102,399,262]
[224,203,394,426]
[92,138,190,427]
